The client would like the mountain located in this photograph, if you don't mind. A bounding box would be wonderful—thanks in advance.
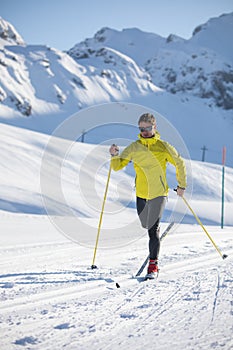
[0,17,24,45]
[70,13,233,110]
[190,12,233,62]
[0,14,233,166]
[0,17,159,120]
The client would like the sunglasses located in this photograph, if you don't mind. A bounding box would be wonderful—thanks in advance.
[139,125,153,132]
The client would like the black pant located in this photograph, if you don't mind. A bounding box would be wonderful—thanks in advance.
[136,196,166,260]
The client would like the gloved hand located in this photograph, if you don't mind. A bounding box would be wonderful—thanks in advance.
[109,144,119,157]
[176,186,185,197]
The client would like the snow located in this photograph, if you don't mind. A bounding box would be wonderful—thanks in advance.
[0,121,233,349]
[190,13,233,62]
[69,27,167,66]
[0,17,25,45]
[0,216,233,349]
[0,13,233,350]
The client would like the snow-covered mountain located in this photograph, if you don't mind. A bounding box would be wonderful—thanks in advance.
[0,17,24,45]
[1,13,232,117]
[0,16,159,118]
[0,14,233,166]
[70,13,233,110]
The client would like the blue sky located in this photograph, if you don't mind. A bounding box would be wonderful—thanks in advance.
[1,0,233,50]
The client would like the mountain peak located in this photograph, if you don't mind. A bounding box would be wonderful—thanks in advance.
[192,12,233,37]
[68,26,166,66]
[190,12,233,62]
[0,17,25,45]
[93,27,113,42]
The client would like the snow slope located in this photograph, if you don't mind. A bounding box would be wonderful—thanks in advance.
[0,121,233,349]
[1,122,233,225]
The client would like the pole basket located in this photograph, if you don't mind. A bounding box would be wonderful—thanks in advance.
[91,265,98,269]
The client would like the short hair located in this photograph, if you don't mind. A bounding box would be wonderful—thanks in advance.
[138,113,156,125]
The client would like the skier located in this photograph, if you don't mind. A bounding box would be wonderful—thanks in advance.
[109,113,187,278]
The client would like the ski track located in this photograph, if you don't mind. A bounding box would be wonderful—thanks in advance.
[100,269,233,350]
[101,276,207,350]
[0,229,233,349]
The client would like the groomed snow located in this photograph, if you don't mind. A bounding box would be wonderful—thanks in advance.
[0,122,233,349]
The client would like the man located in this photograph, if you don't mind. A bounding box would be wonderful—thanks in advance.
[109,113,187,278]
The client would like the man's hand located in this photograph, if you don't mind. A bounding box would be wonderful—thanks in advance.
[109,144,119,157]
[176,186,185,197]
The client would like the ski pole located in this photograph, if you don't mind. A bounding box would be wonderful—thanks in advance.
[91,163,112,269]
[181,194,228,260]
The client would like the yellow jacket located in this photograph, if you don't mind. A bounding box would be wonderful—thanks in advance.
[111,132,187,200]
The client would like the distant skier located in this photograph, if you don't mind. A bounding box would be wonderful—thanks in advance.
[109,113,187,278]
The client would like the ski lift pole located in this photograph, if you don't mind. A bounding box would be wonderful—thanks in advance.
[91,163,112,269]
[181,195,227,260]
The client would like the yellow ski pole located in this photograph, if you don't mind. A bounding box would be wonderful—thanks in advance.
[181,195,228,260]
[91,163,112,269]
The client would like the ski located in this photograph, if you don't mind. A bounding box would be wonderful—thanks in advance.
[113,222,175,288]
[144,272,159,281]
[135,222,175,277]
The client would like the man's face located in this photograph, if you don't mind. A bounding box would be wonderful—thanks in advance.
[138,122,155,138]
